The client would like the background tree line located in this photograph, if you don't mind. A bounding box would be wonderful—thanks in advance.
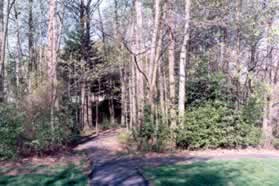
[0,0,279,158]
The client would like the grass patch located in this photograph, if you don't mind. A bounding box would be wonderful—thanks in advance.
[0,164,87,186]
[145,159,279,186]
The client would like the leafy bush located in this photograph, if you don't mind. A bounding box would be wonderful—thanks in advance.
[0,104,24,159]
[241,84,264,126]
[19,81,75,155]
[118,130,133,145]
[176,102,261,149]
[187,58,236,108]
[24,110,74,154]
[132,106,170,152]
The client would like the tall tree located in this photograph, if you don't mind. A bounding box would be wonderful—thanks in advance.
[134,0,145,128]
[47,0,58,130]
[0,0,4,102]
[0,0,15,102]
[167,0,177,129]
[28,0,36,91]
[178,0,191,119]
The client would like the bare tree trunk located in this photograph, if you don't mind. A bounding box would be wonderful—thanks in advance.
[135,0,145,128]
[159,63,166,120]
[0,0,3,102]
[120,66,126,127]
[109,79,115,126]
[178,0,191,120]
[79,0,93,131]
[88,91,93,130]
[262,93,273,148]
[149,0,161,90]
[47,0,58,131]
[0,0,13,102]
[95,79,100,135]
[167,0,177,129]
[28,0,35,92]
[124,66,129,128]
[235,0,242,110]
[262,15,274,148]
[130,59,137,128]
[81,82,90,131]
[114,0,127,128]
[14,3,22,96]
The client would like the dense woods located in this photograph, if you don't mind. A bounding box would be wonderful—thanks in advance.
[1,0,279,158]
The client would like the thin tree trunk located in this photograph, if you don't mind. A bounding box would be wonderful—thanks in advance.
[135,0,144,128]
[167,0,177,129]
[28,0,35,92]
[109,79,115,125]
[81,82,90,131]
[114,0,127,128]
[263,13,274,148]
[87,91,93,130]
[159,63,166,121]
[0,0,3,102]
[47,0,58,131]
[14,3,22,94]
[178,0,191,120]
[131,59,137,128]
[0,0,13,102]
[149,0,161,89]
[95,79,100,135]
[235,0,242,110]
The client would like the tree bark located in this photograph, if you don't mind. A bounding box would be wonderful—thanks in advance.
[135,0,145,128]
[0,0,13,102]
[263,13,274,148]
[0,0,3,102]
[14,3,22,95]
[235,0,242,110]
[47,0,58,130]
[149,0,161,90]
[178,0,191,120]
[28,0,35,92]
[167,0,177,129]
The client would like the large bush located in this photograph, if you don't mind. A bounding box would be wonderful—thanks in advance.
[186,58,236,108]
[132,106,170,152]
[19,82,75,155]
[176,102,261,149]
[0,104,24,159]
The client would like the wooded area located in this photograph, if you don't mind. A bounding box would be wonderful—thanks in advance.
[1,0,279,159]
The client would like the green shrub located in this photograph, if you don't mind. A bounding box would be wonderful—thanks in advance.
[0,104,24,159]
[132,106,170,152]
[118,130,133,145]
[176,102,261,149]
[187,62,235,108]
[19,82,75,155]
[241,85,264,126]
[25,110,74,154]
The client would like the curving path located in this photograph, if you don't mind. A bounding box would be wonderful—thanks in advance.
[75,130,279,186]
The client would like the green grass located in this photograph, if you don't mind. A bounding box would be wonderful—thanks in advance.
[144,159,279,186]
[0,164,87,186]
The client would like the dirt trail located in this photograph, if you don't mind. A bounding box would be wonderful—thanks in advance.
[75,129,279,186]
[75,129,149,186]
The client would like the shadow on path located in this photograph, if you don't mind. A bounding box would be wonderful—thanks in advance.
[75,130,209,186]
[75,130,279,186]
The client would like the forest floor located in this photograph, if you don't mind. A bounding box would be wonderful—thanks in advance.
[74,129,279,186]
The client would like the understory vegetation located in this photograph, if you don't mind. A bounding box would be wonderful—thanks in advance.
[1,0,279,160]
[131,62,264,152]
